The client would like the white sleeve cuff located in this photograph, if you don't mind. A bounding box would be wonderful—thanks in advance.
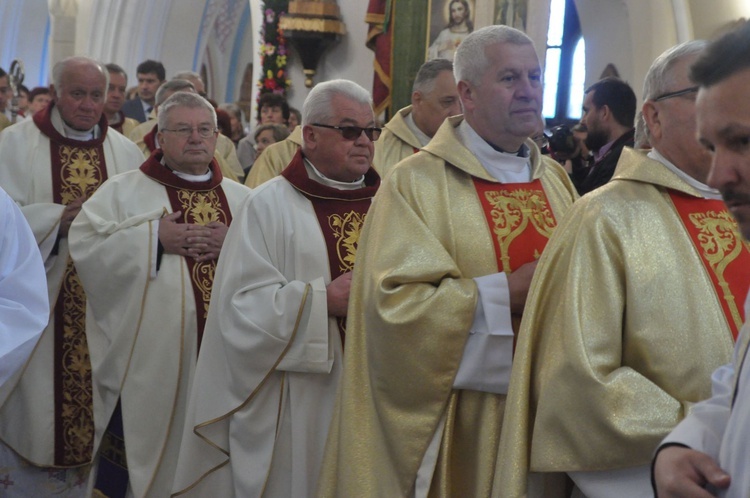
[452,273,514,394]
[568,466,652,498]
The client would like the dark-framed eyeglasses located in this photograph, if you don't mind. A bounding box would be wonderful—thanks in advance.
[161,125,218,138]
[311,123,381,141]
[653,86,699,102]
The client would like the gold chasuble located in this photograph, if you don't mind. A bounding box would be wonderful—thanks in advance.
[34,106,110,466]
[668,192,750,339]
[317,116,577,498]
[497,148,741,497]
[140,152,232,346]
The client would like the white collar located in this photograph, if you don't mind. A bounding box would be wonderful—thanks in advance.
[51,106,99,141]
[304,158,365,190]
[457,120,531,183]
[647,149,721,200]
[404,111,432,147]
[160,157,213,182]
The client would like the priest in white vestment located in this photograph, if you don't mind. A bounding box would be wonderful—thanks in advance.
[69,92,250,498]
[0,186,48,406]
[171,79,380,497]
[0,56,143,497]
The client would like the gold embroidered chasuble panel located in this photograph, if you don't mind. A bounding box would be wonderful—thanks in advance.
[46,121,109,466]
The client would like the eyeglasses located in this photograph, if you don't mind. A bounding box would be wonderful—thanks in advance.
[311,123,381,141]
[653,86,699,102]
[161,125,218,138]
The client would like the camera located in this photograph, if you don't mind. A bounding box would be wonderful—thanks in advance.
[546,124,578,156]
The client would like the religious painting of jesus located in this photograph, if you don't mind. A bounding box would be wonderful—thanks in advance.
[426,0,476,61]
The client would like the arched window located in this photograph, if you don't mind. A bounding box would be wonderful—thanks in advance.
[542,0,585,125]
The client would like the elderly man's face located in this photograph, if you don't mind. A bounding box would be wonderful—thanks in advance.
[304,94,375,182]
[412,70,461,138]
[52,64,107,131]
[157,106,218,174]
[645,54,710,182]
[700,67,750,239]
[105,71,127,115]
[459,42,543,151]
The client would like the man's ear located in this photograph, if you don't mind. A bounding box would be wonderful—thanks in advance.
[641,101,661,141]
[599,104,612,122]
[412,90,423,108]
[457,81,473,113]
[302,124,316,150]
[49,84,59,102]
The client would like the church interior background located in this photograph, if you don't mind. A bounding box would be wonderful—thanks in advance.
[1,0,749,126]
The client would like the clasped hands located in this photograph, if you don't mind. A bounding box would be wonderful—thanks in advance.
[159,211,228,262]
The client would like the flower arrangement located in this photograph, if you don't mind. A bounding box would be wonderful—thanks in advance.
[258,0,291,97]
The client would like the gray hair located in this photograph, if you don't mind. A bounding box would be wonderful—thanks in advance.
[155,79,196,106]
[52,56,109,92]
[302,79,372,126]
[642,40,707,101]
[413,58,454,94]
[158,91,217,131]
[454,25,534,85]
[218,102,242,121]
[641,40,707,139]
[254,123,290,142]
[173,71,203,86]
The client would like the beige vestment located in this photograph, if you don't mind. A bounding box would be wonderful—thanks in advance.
[373,105,422,176]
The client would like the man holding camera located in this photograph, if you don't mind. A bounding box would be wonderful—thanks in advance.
[573,77,636,195]
[498,40,749,497]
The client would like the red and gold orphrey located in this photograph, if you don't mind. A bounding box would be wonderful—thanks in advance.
[281,149,380,348]
[473,178,557,273]
[473,178,558,338]
[52,144,107,466]
[166,186,232,349]
[669,191,750,340]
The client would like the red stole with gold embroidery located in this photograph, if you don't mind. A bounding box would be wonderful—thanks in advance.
[669,190,750,340]
[33,104,109,465]
[473,177,558,336]
[140,151,232,349]
[473,178,558,273]
[281,150,380,348]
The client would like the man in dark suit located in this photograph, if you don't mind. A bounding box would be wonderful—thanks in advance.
[574,77,636,195]
[122,59,165,123]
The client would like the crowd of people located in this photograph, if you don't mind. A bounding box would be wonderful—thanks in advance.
[1,18,750,498]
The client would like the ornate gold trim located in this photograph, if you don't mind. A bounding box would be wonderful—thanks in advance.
[279,17,346,35]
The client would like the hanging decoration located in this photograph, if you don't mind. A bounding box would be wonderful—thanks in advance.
[257,0,292,97]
